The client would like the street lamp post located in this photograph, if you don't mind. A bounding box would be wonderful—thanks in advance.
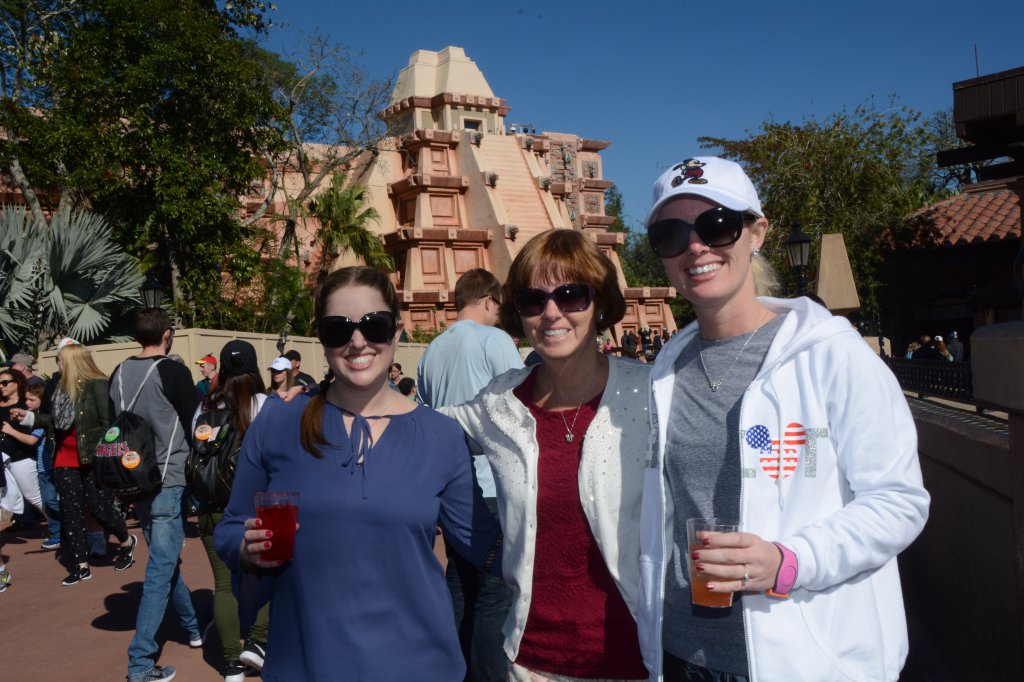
[140,269,164,309]
[784,220,812,297]
[277,329,288,356]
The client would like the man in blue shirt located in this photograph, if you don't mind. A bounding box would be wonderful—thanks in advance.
[418,269,523,682]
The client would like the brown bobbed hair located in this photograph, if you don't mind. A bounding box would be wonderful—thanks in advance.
[499,229,626,338]
[0,369,27,404]
[302,266,400,457]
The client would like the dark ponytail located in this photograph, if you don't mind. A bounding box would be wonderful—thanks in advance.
[301,371,334,458]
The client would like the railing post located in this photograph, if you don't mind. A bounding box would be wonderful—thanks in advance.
[972,321,1024,663]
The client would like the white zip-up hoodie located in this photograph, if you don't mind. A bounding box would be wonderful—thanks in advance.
[445,357,651,664]
[638,297,930,681]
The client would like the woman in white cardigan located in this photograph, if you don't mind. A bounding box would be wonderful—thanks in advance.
[445,229,651,681]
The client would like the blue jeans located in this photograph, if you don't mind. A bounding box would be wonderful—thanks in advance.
[446,497,511,682]
[37,469,61,539]
[127,485,199,676]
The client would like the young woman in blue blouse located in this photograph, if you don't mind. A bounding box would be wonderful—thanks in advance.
[215,266,501,682]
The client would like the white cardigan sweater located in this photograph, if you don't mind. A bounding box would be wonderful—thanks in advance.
[445,356,651,663]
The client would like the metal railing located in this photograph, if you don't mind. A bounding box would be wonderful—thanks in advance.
[883,357,974,403]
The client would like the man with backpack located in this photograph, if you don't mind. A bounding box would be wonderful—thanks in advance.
[110,308,203,682]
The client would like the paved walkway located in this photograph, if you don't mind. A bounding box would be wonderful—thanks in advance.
[2,515,258,681]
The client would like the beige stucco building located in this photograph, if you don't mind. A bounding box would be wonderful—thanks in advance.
[269,46,676,339]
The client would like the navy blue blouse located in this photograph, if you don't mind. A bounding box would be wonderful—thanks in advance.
[215,393,500,682]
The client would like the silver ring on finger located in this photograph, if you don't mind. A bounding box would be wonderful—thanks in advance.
[741,564,750,586]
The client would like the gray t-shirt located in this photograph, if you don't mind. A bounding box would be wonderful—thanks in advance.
[110,356,198,489]
[662,313,786,675]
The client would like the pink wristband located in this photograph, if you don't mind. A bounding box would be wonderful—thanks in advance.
[767,541,798,598]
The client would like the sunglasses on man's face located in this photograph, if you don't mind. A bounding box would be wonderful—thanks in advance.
[0,379,13,387]
[514,283,595,318]
[318,311,398,348]
[647,206,758,258]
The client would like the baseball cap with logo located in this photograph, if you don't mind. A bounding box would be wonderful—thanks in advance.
[219,340,258,377]
[646,156,763,227]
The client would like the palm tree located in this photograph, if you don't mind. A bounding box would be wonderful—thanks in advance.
[0,206,44,354]
[308,173,393,282]
[0,206,144,352]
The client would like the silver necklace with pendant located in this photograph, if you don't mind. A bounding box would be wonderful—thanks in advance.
[559,403,584,443]
[697,314,770,392]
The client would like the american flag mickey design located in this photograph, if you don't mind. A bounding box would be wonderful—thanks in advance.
[745,423,811,479]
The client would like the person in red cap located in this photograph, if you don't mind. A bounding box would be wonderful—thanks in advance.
[195,354,217,399]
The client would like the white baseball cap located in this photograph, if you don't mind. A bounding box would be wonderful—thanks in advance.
[268,357,291,372]
[56,338,80,353]
[646,156,763,226]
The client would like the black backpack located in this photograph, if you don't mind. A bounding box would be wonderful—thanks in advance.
[185,404,242,512]
[93,359,178,501]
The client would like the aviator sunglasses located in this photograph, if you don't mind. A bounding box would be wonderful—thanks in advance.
[514,283,595,317]
[317,311,398,347]
[647,206,758,258]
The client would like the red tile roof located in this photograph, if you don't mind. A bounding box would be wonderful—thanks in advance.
[914,180,1020,246]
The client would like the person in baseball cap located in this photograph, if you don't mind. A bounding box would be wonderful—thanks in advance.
[645,156,779,300]
[195,353,218,399]
[267,356,294,398]
[283,349,316,389]
[636,157,928,681]
[220,340,259,377]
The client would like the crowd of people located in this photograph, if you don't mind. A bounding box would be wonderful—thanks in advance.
[905,332,965,362]
[0,156,931,682]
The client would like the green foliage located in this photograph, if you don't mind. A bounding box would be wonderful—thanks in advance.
[405,323,444,345]
[699,98,947,312]
[0,0,286,327]
[619,230,669,288]
[309,173,392,278]
[0,205,44,348]
[44,0,284,307]
[604,185,629,234]
[216,255,314,337]
[0,206,143,351]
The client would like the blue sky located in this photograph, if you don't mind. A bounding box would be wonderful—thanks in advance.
[260,0,1024,229]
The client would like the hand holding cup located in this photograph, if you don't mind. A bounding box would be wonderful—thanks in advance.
[688,520,783,599]
[240,492,300,569]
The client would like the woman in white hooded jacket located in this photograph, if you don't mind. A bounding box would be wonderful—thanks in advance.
[637,157,930,681]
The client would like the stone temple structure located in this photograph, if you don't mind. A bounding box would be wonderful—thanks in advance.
[322,46,676,339]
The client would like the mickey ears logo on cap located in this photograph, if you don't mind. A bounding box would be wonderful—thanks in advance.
[670,158,708,187]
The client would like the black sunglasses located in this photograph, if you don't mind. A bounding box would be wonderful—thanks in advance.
[514,283,595,317]
[0,379,13,387]
[318,311,398,347]
[647,206,758,258]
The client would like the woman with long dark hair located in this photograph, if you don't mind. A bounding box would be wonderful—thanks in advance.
[193,340,271,682]
[266,357,294,400]
[215,266,501,681]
